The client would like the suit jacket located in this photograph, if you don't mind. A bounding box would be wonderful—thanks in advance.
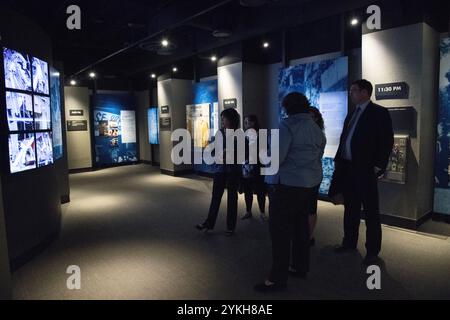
[328,101,394,198]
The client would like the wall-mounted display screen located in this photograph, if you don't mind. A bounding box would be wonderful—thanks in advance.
[6,91,34,131]
[148,107,159,145]
[434,36,450,216]
[279,56,348,196]
[34,95,51,130]
[32,57,49,95]
[36,132,54,167]
[8,133,36,173]
[2,46,56,174]
[3,47,32,91]
[50,67,63,160]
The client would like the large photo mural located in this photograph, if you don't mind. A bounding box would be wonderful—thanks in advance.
[93,94,138,166]
[434,36,450,216]
[279,56,348,195]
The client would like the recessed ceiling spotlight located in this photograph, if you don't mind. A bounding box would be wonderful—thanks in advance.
[151,73,156,79]
[263,41,270,48]
[211,55,217,62]
[350,18,359,26]
[161,39,169,47]
[172,67,178,72]
[70,80,77,86]
[89,72,96,78]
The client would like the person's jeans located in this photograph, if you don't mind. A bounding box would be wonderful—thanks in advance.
[268,184,313,284]
[204,172,239,231]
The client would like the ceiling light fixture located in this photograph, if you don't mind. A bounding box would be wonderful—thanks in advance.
[161,39,169,47]
[350,18,359,26]
[263,41,270,48]
[211,55,217,62]
[70,80,77,86]
[89,72,96,78]
[172,67,178,72]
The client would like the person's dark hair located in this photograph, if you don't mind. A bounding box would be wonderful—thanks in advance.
[221,108,240,129]
[351,79,373,96]
[309,107,325,131]
[282,92,311,115]
[244,114,260,130]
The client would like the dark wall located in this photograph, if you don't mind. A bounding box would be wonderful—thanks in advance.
[53,62,70,204]
[0,6,64,268]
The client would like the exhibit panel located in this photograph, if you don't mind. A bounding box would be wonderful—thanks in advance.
[3,47,54,174]
[0,6,63,266]
[50,66,63,160]
[434,35,450,216]
[363,23,439,226]
[188,79,219,174]
[148,107,159,145]
[157,78,193,174]
[278,56,349,195]
[64,86,92,170]
[92,93,138,167]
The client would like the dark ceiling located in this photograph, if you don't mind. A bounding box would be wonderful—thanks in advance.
[2,0,449,89]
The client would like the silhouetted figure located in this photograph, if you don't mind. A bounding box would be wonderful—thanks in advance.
[329,79,394,266]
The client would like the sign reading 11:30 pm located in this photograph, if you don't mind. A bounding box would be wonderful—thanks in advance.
[375,82,409,100]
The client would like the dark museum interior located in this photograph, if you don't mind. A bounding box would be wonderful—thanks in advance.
[1,0,450,302]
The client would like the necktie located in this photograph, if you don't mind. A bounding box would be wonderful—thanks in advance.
[340,107,361,158]
[346,107,361,132]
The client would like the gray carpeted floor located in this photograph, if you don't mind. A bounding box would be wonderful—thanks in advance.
[11,164,450,299]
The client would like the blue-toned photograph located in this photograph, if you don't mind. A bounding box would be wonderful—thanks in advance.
[279,56,348,196]
[8,133,36,174]
[3,47,32,91]
[93,94,138,166]
[148,107,159,145]
[32,56,49,95]
[434,36,450,215]
[193,80,218,105]
[191,80,218,174]
[34,95,51,130]
[50,67,63,160]
[36,132,54,167]
[6,91,34,131]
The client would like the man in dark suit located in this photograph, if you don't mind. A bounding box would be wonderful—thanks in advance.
[329,79,394,265]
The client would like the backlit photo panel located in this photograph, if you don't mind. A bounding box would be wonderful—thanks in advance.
[6,91,34,131]
[32,57,49,94]
[3,47,32,91]
[34,95,51,130]
[36,132,53,167]
[8,133,36,173]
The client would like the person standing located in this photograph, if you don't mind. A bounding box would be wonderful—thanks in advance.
[329,79,394,265]
[241,115,267,221]
[308,106,325,246]
[254,92,326,292]
[196,108,241,236]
